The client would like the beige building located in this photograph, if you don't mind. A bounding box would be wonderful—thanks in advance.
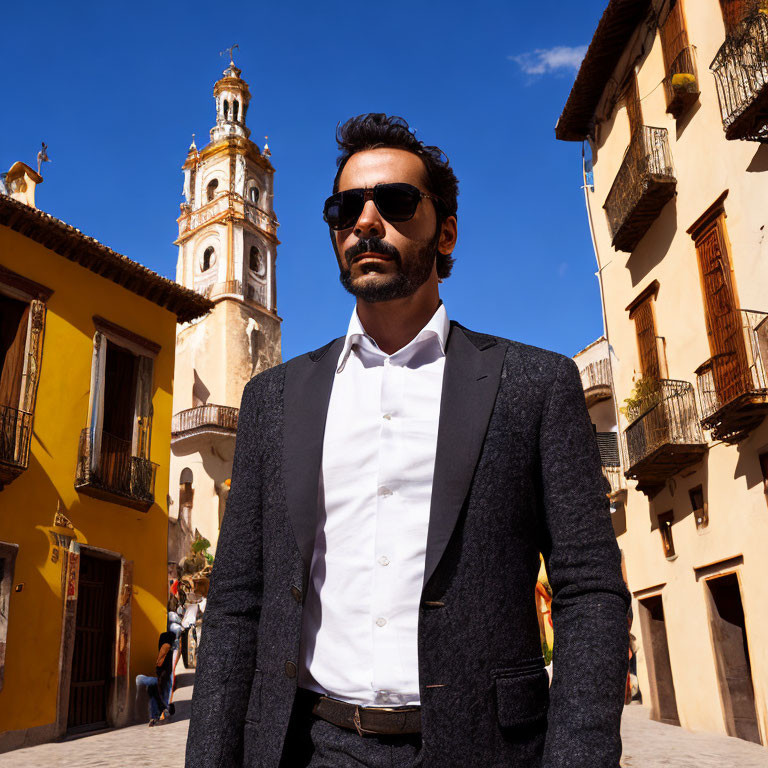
[558,0,768,746]
[168,56,282,567]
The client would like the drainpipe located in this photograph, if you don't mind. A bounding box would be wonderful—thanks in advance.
[581,142,627,491]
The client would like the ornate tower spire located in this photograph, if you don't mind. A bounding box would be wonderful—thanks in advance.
[211,45,251,142]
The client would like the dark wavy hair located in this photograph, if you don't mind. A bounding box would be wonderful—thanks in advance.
[333,113,459,279]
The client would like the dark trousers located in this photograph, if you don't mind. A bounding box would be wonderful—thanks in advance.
[280,693,423,768]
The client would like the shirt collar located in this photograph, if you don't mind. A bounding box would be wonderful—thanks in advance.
[337,302,450,373]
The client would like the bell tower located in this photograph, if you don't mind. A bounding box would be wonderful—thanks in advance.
[169,50,282,563]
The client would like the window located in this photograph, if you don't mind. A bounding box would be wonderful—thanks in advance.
[223,99,229,120]
[75,317,158,510]
[660,0,698,118]
[0,267,50,488]
[233,100,239,122]
[719,0,766,35]
[627,282,663,382]
[206,179,218,203]
[202,247,215,272]
[689,197,751,410]
[248,186,259,204]
[658,511,676,559]
[249,246,262,274]
[689,485,708,530]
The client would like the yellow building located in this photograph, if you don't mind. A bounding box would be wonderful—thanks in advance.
[0,165,211,750]
[558,0,768,745]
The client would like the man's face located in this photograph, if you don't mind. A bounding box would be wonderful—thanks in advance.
[333,148,442,303]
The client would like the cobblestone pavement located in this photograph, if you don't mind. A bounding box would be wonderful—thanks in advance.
[2,679,766,767]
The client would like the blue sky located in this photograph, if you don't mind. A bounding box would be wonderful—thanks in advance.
[1,1,607,362]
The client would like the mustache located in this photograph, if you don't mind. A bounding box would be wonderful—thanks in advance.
[344,237,401,266]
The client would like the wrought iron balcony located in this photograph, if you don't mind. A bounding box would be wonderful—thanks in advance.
[623,379,707,497]
[0,405,32,489]
[75,428,158,511]
[171,404,239,444]
[604,126,676,253]
[663,45,700,119]
[711,12,768,142]
[695,310,768,442]
[580,357,613,408]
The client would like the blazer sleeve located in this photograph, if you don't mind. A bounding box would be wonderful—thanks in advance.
[185,377,264,768]
[538,355,630,768]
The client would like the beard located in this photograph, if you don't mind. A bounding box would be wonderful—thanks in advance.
[338,231,439,303]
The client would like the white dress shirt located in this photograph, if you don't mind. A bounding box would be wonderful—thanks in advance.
[298,303,450,706]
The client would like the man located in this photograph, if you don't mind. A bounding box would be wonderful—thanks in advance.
[136,631,176,726]
[186,113,630,768]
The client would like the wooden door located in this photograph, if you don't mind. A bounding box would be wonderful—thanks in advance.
[695,220,751,407]
[638,595,680,725]
[706,574,761,744]
[67,553,120,731]
[633,299,661,381]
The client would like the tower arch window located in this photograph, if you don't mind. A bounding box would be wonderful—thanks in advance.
[249,246,263,275]
[248,185,260,204]
[223,99,229,120]
[201,246,216,272]
[233,100,239,122]
[206,179,219,203]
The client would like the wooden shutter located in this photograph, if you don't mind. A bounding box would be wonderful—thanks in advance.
[661,0,690,75]
[87,332,107,472]
[624,73,643,138]
[695,219,750,405]
[720,0,766,34]
[633,299,661,381]
[0,296,29,409]
[21,300,46,413]
[132,355,154,459]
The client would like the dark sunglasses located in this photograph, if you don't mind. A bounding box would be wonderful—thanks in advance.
[323,183,441,231]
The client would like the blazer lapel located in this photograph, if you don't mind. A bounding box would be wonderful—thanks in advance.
[423,323,506,590]
[283,337,344,584]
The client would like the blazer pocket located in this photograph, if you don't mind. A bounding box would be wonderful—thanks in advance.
[493,668,549,729]
[245,669,263,724]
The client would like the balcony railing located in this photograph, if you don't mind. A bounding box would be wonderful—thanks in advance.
[711,12,768,142]
[695,309,768,442]
[75,429,157,511]
[193,280,269,309]
[171,404,239,441]
[623,379,707,496]
[664,45,700,118]
[0,405,32,487]
[178,194,279,239]
[580,357,613,407]
[604,126,676,252]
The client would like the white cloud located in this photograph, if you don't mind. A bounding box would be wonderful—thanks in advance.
[509,45,587,76]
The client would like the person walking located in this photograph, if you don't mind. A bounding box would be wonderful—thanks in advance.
[186,113,630,767]
[136,631,176,726]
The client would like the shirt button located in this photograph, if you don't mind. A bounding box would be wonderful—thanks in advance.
[378,556,390,566]
[378,486,393,497]
[375,617,387,627]
[382,413,392,421]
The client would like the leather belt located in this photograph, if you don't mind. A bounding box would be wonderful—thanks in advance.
[303,691,421,736]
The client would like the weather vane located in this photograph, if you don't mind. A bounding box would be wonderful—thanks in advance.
[37,142,50,175]
[220,44,239,67]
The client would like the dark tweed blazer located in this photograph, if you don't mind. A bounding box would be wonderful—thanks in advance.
[185,322,630,768]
